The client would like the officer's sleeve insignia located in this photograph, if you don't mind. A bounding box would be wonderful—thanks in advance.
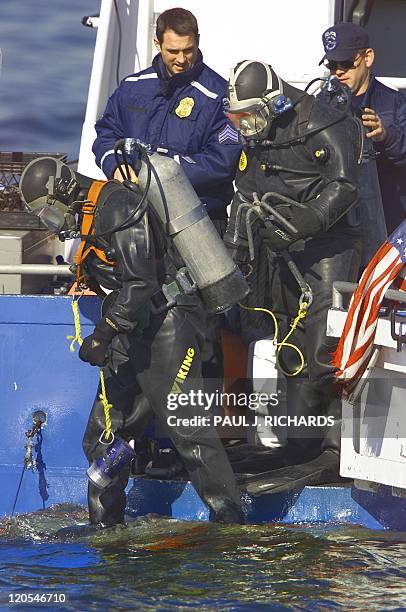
[175,97,195,118]
[239,150,247,171]
[218,124,239,145]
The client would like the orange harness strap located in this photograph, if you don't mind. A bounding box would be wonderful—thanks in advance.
[73,180,116,286]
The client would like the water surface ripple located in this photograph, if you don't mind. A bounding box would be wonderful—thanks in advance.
[1,507,405,610]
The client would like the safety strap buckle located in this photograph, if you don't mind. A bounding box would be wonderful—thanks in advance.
[175,267,197,295]
[150,267,197,314]
[150,281,180,314]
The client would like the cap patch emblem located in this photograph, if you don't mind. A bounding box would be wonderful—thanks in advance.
[324,30,337,51]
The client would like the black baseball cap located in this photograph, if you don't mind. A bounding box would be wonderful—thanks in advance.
[319,23,370,65]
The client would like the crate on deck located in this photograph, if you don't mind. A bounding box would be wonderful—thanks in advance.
[0,151,67,230]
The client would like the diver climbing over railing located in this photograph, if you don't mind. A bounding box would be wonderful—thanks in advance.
[222,58,364,487]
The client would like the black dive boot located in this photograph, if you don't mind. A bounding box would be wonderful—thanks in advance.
[87,473,129,527]
[82,393,132,528]
[52,475,129,539]
[145,448,188,479]
[211,500,245,524]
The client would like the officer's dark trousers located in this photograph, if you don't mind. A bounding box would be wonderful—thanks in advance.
[266,228,362,458]
[82,301,242,526]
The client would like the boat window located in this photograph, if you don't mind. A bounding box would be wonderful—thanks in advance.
[341,0,406,85]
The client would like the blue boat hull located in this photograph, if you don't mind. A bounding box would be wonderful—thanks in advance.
[126,478,406,531]
[1,295,405,531]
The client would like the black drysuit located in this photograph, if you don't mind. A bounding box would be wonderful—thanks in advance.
[224,83,363,462]
[79,181,242,525]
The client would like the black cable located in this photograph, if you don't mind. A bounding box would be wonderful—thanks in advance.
[114,143,127,181]
[260,163,321,175]
[122,147,135,181]
[84,140,152,239]
[114,141,136,182]
[304,77,324,92]
[11,465,26,517]
[252,87,352,148]
[113,0,123,88]
[261,112,348,148]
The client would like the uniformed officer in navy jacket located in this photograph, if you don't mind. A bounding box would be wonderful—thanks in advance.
[93,7,241,226]
[320,22,406,234]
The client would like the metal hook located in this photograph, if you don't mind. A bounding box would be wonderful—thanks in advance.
[99,430,115,445]
[299,289,313,309]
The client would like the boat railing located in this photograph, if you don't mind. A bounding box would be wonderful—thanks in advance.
[332,281,406,309]
[0,264,73,275]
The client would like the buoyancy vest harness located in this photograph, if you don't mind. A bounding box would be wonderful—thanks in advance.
[73,180,116,289]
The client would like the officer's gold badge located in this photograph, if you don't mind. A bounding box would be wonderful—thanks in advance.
[239,150,247,172]
[175,97,195,118]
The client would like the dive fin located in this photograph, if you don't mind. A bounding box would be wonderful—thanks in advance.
[238,449,342,496]
[226,442,290,474]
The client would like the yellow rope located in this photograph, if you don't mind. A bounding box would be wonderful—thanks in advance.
[99,369,113,442]
[239,301,309,376]
[238,304,279,343]
[68,295,113,442]
[276,301,309,377]
[67,297,83,351]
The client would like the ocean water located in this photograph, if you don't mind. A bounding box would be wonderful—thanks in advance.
[1,505,406,611]
[0,0,100,160]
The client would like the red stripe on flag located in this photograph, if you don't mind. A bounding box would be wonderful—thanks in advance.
[332,236,405,390]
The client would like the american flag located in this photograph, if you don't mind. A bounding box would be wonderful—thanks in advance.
[332,219,406,390]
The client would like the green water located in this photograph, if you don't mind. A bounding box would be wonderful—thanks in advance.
[0,505,405,610]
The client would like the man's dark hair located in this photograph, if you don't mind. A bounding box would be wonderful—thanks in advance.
[156,8,199,44]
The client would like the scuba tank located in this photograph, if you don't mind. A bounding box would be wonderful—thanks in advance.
[138,152,249,313]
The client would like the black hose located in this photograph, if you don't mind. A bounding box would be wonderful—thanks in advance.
[89,140,152,239]
[304,77,325,92]
[260,112,348,148]
[261,83,352,148]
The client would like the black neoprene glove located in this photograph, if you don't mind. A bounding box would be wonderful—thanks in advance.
[258,203,323,252]
[79,317,119,367]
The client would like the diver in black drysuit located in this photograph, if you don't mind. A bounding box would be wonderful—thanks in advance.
[78,180,243,526]
[18,155,243,526]
[224,61,363,483]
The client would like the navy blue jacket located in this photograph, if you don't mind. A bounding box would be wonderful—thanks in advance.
[93,51,241,219]
[352,76,406,234]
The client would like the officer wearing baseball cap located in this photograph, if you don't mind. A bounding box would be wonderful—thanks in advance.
[319,22,406,235]
[319,23,369,65]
